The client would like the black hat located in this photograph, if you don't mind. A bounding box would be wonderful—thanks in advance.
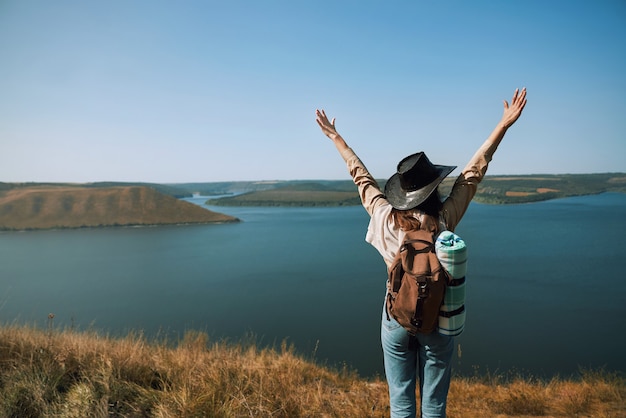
[384,152,456,210]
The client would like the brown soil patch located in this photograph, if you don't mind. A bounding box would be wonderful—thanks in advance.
[505,191,533,197]
[505,188,559,197]
[608,176,626,184]
[490,177,562,181]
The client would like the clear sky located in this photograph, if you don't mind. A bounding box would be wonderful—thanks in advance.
[1,0,625,183]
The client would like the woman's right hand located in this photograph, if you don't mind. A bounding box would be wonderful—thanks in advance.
[501,87,527,129]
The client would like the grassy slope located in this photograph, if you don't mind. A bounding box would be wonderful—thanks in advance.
[207,184,361,207]
[0,185,238,231]
[469,173,626,204]
[0,324,624,417]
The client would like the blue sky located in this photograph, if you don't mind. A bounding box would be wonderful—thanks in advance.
[1,0,625,183]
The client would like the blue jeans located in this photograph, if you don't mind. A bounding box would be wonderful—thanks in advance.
[381,303,454,418]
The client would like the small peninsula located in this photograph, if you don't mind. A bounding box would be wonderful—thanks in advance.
[0,185,239,231]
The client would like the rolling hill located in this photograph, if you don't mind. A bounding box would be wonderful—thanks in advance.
[205,182,361,206]
[204,173,626,206]
[0,185,239,231]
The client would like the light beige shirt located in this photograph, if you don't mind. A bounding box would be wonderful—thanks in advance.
[339,140,498,268]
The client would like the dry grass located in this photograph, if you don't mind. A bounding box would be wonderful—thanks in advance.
[0,324,624,418]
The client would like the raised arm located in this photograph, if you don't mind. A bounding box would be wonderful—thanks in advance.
[484,87,527,150]
[442,88,528,230]
[316,109,351,161]
[315,108,387,216]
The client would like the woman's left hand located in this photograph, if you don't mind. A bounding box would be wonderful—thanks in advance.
[316,109,340,140]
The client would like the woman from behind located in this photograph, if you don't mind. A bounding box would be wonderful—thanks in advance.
[316,88,527,417]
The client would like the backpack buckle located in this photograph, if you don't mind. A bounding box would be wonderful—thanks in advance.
[411,318,422,327]
[418,281,429,297]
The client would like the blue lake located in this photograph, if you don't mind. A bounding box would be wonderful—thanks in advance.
[1,192,625,378]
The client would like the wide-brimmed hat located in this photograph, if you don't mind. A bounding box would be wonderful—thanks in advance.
[384,152,456,210]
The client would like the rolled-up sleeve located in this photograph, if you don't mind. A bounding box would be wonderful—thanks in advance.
[337,147,402,267]
[442,141,497,231]
[340,147,387,217]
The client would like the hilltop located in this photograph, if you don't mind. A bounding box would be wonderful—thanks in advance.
[0,185,239,231]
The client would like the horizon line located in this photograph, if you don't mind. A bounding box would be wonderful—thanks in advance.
[1,171,626,185]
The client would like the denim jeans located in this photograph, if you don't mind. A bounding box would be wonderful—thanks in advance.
[381,303,454,418]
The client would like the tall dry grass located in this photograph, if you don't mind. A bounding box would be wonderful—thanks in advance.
[0,323,624,417]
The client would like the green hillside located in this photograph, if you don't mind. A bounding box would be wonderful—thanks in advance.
[206,182,361,207]
[204,173,626,207]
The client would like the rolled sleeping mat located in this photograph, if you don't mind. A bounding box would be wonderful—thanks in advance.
[436,231,467,336]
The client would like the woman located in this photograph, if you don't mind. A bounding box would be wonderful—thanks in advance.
[315,88,527,418]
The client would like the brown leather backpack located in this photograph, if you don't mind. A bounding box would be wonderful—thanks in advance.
[386,229,451,335]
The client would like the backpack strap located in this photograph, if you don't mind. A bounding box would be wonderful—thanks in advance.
[439,305,465,318]
[411,277,430,328]
[448,276,466,287]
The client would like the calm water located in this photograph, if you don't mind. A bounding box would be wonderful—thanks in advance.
[1,193,625,378]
